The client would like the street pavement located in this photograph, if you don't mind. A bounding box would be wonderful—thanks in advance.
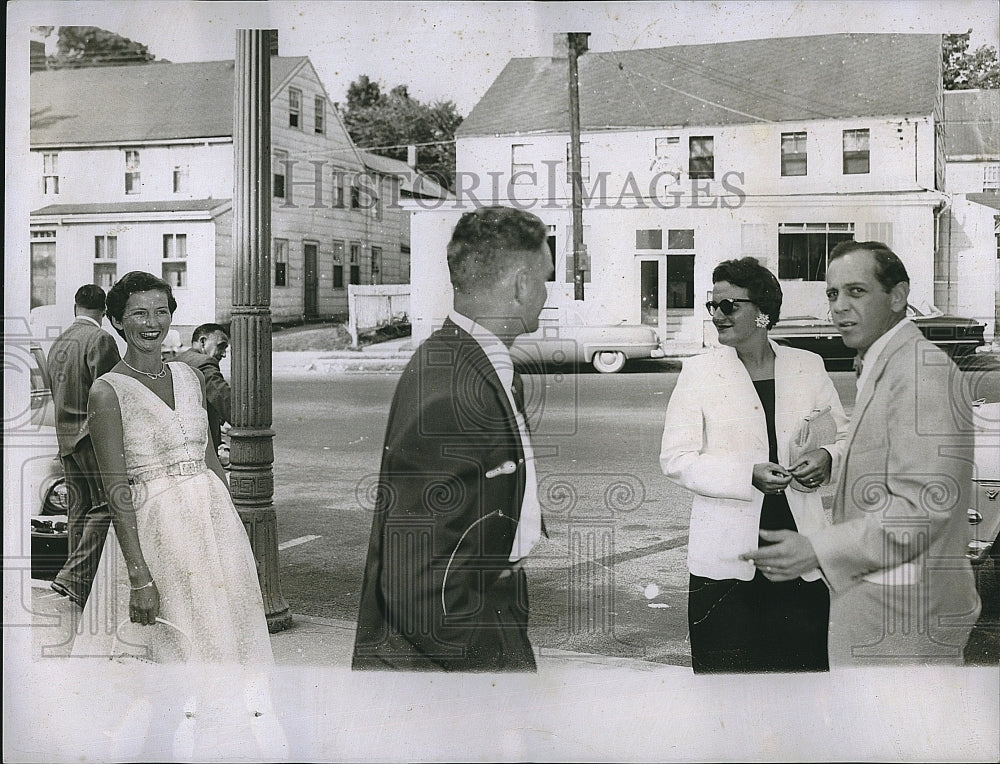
[11,341,1000,762]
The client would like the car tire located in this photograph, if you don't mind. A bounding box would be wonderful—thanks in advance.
[592,350,627,374]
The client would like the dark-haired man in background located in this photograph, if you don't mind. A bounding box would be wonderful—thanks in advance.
[48,284,121,607]
[353,206,553,671]
[175,323,231,453]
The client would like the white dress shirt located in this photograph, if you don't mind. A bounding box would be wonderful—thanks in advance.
[448,312,541,562]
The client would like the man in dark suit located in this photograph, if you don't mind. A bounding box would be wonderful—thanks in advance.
[49,284,121,607]
[175,323,231,452]
[743,241,980,665]
[353,206,553,671]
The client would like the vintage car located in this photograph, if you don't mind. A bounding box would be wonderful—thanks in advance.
[770,305,986,370]
[510,322,665,373]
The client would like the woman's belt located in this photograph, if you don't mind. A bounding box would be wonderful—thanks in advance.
[129,459,205,483]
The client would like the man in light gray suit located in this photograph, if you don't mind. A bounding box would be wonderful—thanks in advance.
[743,241,980,666]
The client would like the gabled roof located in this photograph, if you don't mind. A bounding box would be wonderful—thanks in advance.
[358,150,453,200]
[943,90,1000,159]
[31,57,308,145]
[457,33,942,137]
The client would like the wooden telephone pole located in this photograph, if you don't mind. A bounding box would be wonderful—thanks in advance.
[231,29,291,632]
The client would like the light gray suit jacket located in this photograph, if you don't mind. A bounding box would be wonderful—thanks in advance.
[809,322,980,621]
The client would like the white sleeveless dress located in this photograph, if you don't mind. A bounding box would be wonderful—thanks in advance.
[71,362,272,665]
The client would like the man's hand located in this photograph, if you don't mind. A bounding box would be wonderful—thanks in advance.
[788,448,832,490]
[741,530,819,581]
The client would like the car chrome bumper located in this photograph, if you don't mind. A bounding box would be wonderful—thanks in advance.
[649,346,666,359]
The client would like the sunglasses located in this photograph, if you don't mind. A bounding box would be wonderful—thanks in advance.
[705,298,754,316]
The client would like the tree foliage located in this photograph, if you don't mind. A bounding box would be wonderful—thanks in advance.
[341,75,463,191]
[45,26,158,69]
[943,31,1000,90]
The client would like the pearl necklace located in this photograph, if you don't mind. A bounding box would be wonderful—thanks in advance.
[122,358,167,380]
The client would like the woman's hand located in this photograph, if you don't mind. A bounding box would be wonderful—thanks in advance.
[752,462,792,494]
[789,448,832,490]
[129,580,160,626]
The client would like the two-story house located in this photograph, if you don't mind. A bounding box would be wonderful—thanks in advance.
[410,33,948,349]
[29,49,446,340]
[941,89,999,341]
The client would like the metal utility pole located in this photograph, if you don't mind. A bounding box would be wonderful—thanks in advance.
[567,32,590,301]
[231,29,291,632]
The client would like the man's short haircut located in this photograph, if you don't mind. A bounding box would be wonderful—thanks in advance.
[191,323,228,344]
[446,206,548,293]
[105,271,178,339]
[74,284,107,311]
[712,257,783,328]
[829,240,909,292]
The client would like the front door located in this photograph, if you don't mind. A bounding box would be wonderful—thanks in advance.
[638,257,666,339]
[303,241,318,318]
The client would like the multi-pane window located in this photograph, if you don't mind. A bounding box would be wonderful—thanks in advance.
[289,88,301,129]
[274,238,288,287]
[333,240,345,288]
[314,96,325,134]
[162,233,187,287]
[331,168,345,208]
[371,177,383,220]
[688,136,714,180]
[30,230,57,309]
[351,184,362,209]
[565,141,591,182]
[843,129,870,174]
[42,153,59,194]
[94,235,117,288]
[124,150,141,194]
[511,143,533,182]
[349,242,361,285]
[778,223,855,281]
[273,150,287,199]
[781,132,807,176]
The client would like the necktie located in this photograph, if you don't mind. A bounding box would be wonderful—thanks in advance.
[853,355,864,378]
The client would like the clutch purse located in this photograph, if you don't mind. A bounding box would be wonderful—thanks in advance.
[788,406,837,493]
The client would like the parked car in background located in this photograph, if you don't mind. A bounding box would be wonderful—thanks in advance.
[770,305,986,370]
[511,323,664,373]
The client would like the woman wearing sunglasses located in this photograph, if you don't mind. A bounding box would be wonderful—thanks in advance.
[659,257,848,673]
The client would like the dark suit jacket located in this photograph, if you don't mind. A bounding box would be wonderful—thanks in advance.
[175,348,231,449]
[352,319,536,671]
[47,318,121,457]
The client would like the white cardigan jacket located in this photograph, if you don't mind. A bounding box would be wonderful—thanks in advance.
[660,341,848,581]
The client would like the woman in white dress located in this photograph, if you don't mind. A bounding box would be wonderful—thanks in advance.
[72,271,271,665]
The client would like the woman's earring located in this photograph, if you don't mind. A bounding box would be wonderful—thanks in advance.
[755,313,770,328]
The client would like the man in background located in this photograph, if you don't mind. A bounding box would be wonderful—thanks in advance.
[176,323,231,453]
[48,284,121,608]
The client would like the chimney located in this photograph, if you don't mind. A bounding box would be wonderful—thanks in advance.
[552,32,590,60]
[268,29,279,56]
[406,145,417,168]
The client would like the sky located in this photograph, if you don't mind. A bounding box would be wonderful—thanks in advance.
[16,0,1000,115]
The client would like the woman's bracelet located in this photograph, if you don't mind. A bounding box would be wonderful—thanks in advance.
[130,580,154,591]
